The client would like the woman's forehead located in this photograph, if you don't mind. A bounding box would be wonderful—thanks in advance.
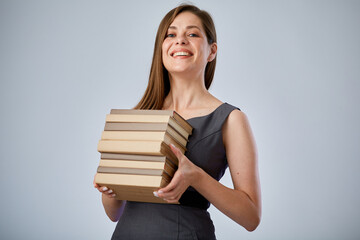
[169,12,203,29]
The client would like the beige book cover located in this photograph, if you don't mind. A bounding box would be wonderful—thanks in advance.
[109,109,192,135]
[99,159,176,176]
[100,153,178,169]
[97,140,185,156]
[104,122,190,139]
[101,129,187,148]
[101,130,186,153]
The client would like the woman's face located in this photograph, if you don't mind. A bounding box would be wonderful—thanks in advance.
[162,11,216,77]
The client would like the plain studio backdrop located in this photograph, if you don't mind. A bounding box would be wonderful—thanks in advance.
[0,0,359,239]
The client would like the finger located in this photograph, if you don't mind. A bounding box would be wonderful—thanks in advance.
[153,183,176,199]
[160,190,182,200]
[157,173,180,193]
[159,182,176,194]
[93,174,98,187]
[105,189,114,194]
[107,193,117,198]
[166,199,179,204]
[98,186,111,194]
[157,183,186,200]
[169,144,183,161]
[164,197,180,203]
[104,192,117,198]
[99,187,117,198]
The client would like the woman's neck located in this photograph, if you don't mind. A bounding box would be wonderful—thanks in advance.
[163,73,210,112]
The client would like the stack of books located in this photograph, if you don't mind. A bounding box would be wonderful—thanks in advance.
[95,109,193,204]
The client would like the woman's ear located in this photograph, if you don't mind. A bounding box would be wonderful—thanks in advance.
[208,43,218,62]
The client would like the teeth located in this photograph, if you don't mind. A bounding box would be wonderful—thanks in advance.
[173,52,190,56]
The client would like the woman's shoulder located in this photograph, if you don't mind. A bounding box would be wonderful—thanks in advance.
[213,102,243,129]
[221,106,254,152]
[227,108,247,125]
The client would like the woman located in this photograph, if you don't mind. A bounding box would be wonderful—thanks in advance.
[94,4,261,239]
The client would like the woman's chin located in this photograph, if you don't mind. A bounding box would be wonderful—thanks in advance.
[167,66,195,75]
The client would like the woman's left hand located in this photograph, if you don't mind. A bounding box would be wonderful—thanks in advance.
[154,144,200,203]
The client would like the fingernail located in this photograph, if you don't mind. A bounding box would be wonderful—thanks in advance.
[153,191,159,197]
[111,194,116,197]
[108,189,113,194]
[170,144,176,148]
[102,187,108,191]
[158,190,163,194]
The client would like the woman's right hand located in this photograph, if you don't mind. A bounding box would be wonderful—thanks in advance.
[93,174,116,198]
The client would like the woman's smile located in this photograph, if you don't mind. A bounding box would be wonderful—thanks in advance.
[171,48,194,58]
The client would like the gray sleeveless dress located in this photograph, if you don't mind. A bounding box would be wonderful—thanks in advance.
[111,103,239,240]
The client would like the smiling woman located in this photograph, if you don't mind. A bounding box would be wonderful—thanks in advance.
[94,4,261,240]
[162,12,217,80]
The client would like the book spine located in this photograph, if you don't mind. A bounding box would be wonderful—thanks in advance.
[106,114,171,123]
[104,122,168,131]
[97,140,163,155]
[95,173,164,187]
[97,166,164,176]
[99,159,176,176]
[101,131,165,141]
[100,153,166,162]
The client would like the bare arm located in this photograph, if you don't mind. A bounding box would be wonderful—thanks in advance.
[94,175,126,222]
[156,110,261,231]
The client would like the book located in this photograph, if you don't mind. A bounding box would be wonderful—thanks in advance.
[101,130,186,153]
[100,152,178,168]
[107,110,193,139]
[97,166,165,176]
[113,189,169,204]
[104,122,190,139]
[97,140,184,156]
[109,109,192,132]
[101,130,187,148]
[94,173,177,204]
[99,159,176,176]
[97,166,174,180]
[95,173,168,188]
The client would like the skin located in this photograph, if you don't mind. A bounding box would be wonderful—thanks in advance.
[94,11,261,231]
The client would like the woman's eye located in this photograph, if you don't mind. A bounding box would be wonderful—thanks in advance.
[189,33,198,37]
[167,34,175,38]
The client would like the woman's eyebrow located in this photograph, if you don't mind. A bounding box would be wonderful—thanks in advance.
[168,25,201,30]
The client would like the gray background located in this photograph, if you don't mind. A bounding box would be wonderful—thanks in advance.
[1,0,359,239]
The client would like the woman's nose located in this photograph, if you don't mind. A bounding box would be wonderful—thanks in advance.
[176,35,188,45]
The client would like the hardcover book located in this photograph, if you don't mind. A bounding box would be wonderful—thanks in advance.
[109,109,192,136]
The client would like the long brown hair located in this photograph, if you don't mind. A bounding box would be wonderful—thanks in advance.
[134,4,217,110]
